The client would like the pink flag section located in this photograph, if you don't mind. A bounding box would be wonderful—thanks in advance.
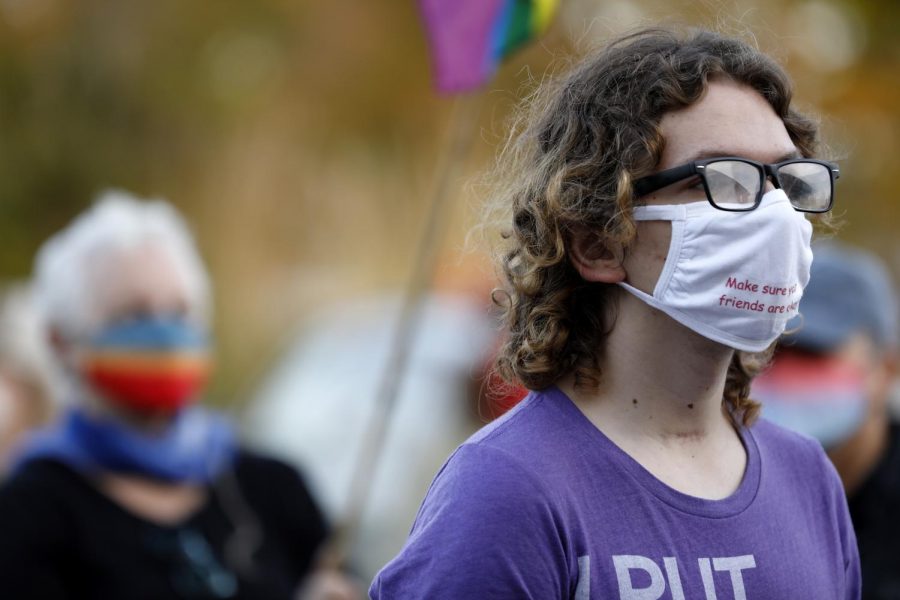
[418,0,506,93]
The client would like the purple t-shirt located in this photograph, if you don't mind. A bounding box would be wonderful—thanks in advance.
[370,387,860,599]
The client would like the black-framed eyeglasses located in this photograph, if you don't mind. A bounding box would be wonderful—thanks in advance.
[632,156,840,212]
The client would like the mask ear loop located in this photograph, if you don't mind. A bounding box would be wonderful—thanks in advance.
[652,217,687,299]
[782,311,805,338]
[628,203,689,300]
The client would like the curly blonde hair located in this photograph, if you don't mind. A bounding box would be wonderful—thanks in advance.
[490,28,820,426]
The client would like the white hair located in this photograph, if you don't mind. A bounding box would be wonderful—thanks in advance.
[0,284,56,392]
[33,190,212,339]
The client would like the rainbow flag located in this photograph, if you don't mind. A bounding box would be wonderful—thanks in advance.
[418,0,560,93]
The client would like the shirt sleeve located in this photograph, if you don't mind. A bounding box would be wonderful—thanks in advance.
[369,442,570,600]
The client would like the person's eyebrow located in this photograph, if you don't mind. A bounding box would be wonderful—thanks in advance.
[774,150,804,162]
[676,148,803,164]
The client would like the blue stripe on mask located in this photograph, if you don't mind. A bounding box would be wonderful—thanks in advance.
[90,315,208,351]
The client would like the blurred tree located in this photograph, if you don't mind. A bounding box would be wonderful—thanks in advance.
[0,0,896,404]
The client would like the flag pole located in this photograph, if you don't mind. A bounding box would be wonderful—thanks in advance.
[323,90,484,568]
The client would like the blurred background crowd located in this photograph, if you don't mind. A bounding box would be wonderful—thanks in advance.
[0,0,899,598]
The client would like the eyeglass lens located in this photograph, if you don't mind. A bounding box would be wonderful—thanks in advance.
[704,161,761,209]
[777,161,831,211]
[704,160,831,211]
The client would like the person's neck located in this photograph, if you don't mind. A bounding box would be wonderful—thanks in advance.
[98,473,207,525]
[560,293,736,443]
[557,293,746,499]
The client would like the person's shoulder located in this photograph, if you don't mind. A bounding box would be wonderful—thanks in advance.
[751,416,829,462]
[749,416,839,491]
[230,448,318,500]
[0,459,81,542]
[0,458,82,500]
[375,412,572,600]
[750,417,818,448]
[416,422,563,529]
[466,388,569,456]
[433,436,549,495]
[751,416,824,457]
[233,448,303,478]
[436,387,617,497]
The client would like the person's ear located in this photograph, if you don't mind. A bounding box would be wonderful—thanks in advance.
[568,227,626,284]
[48,326,68,351]
[46,326,75,364]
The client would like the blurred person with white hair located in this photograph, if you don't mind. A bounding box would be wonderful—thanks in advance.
[0,285,56,475]
[0,191,359,600]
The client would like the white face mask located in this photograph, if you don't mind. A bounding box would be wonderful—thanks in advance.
[619,189,813,352]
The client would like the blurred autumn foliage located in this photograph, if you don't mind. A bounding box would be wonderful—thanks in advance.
[1,0,897,403]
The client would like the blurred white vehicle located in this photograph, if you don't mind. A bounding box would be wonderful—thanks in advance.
[243,292,496,579]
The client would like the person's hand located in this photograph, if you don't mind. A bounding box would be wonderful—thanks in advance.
[296,568,364,600]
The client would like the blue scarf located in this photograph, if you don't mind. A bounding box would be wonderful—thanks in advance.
[13,407,237,483]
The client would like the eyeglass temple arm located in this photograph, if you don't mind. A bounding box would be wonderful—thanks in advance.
[633,163,698,198]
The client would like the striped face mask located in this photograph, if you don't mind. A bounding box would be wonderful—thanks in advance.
[752,352,868,448]
[81,316,211,413]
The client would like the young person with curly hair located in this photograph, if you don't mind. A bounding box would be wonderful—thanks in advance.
[371,27,860,599]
